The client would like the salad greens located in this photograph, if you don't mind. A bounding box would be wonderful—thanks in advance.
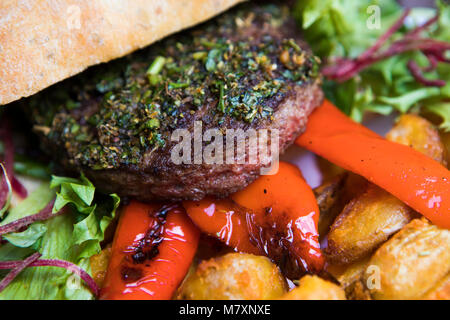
[12,155,51,180]
[0,174,119,300]
[294,0,450,130]
[0,143,50,180]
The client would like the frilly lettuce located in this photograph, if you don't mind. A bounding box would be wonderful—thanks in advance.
[0,174,119,300]
[294,0,450,130]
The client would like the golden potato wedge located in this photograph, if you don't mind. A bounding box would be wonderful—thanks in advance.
[175,253,287,300]
[326,256,374,300]
[346,281,372,300]
[325,185,416,264]
[386,113,447,165]
[279,275,346,300]
[317,157,346,182]
[363,218,450,300]
[315,173,368,238]
[90,245,112,288]
[325,114,444,265]
[327,256,370,291]
[315,174,348,238]
[421,273,450,300]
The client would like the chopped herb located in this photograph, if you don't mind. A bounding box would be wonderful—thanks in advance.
[217,82,225,113]
[147,56,166,75]
[168,82,189,89]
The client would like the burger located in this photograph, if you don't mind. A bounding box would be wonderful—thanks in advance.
[0,0,449,301]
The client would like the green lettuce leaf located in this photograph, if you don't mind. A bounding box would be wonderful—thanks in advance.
[51,174,96,213]
[0,214,82,300]
[2,223,47,248]
[294,0,450,131]
[0,182,54,225]
[424,102,450,131]
[12,155,51,180]
[294,0,401,58]
[0,174,120,300]
[71,193,120,259]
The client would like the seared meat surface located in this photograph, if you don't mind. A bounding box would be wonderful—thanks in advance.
[31,4,323,201]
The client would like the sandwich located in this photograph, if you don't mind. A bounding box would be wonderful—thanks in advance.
[0,0,449,301]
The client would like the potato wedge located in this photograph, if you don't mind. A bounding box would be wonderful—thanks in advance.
[279,275,346,300]
[90,245,112,288]
[317,157,346,182]
[422,273,450,300]
[175,253,287,300]
[325,114,444,265]
[440,131,450,168]
[386,113,447,165]
[346,280,372,300]
[327,256,370,290]
[363,218,450,300]
[315,173,368,238]
[325,186,416,264]
[315,174,348,238]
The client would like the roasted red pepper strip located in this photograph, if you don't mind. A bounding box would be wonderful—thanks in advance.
[100,201,199,300]
[182,198,262,255]
[231,161,324,273]
[184,161,324,276]
[296,99,450,229]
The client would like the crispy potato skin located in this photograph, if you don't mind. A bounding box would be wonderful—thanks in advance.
[279,275,346,300]
[175,253,287,300]
[386,114,447,165]
[325,186,416,264]
[325,114,444,265]
[364,218,450,300]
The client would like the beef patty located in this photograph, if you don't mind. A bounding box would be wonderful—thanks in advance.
[30,4,323,201]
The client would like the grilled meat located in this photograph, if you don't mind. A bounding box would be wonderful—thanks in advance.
[30,4,323,201]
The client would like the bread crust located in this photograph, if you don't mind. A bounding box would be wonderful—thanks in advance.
[0,0,243,105]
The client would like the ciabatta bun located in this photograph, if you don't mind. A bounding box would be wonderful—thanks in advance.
[0,0,243,105]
